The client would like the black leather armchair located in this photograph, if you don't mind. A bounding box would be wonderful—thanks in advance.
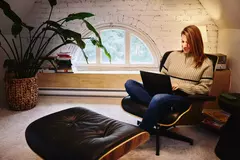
[121,51,218,155]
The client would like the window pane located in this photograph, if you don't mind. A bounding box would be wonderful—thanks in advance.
[130,34,153,64]
[101,29,125,64]
[78,39,96,64]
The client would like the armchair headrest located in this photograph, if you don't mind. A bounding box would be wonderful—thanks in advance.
[159,51,173,72]
[205,54,218,71]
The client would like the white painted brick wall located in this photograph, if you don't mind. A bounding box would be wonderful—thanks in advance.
[27,0,218,56]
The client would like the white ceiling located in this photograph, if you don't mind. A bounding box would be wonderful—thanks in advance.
[200,0,240,29]
[0,0,240,34]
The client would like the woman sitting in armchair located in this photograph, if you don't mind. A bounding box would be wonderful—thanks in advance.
[124,25,214,133]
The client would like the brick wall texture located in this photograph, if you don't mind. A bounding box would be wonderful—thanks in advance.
[27,0,218,56]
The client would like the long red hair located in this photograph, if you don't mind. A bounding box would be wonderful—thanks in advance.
[181,25,206,68]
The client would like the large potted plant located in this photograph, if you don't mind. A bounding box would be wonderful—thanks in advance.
[0,0,111,110]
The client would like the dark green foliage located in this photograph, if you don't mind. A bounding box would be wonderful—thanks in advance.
[48,0,57,7]
[65,12,94,22]
[0,0,111,78]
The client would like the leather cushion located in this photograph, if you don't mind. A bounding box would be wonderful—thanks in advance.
[121,93,216,125]
[25,107,144,160]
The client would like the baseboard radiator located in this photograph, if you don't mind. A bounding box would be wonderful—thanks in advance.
[39,88,128,98]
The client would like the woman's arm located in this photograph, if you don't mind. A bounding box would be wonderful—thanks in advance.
[178,63,214,95]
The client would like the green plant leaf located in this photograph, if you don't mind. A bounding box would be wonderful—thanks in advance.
[102,46,111,62]
[42,27,65,42]
[46,20,62,28]
[90,38,111,62]
[83,20,101,43]
[28,52,34,59]
[0,0,33,33]
[45,21,86,49]
[3,59,15,69]
[48,0,57,7]
[65,12,94,22]
[11,23,22,37]
[0,0,22,24]
[81,49,88,64]
[46,21,86,46]
[45,21,66,40]
[62,29,85,49]
[83,22,111,62]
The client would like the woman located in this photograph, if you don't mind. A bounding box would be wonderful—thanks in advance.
[125,25,213,133]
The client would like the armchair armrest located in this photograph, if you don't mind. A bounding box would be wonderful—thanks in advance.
[173,90,216,101]
[187,94,216,102]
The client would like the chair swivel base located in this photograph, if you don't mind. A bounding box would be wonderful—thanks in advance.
[137,121,193,156]
[156,126,193,155]
[160,127,194,145]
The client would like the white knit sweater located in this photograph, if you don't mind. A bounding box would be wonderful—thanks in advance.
[161,51,213,95]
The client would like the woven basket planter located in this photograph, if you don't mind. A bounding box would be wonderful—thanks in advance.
[5,76,38,111]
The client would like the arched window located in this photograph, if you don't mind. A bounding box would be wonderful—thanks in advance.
[71,26,159,71]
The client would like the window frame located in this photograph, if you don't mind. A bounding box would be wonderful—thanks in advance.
[75,24,160,71]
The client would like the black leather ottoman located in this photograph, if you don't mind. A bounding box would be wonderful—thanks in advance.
[25,107,149,160]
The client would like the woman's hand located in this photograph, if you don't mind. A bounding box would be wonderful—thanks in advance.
[172,83,179,91]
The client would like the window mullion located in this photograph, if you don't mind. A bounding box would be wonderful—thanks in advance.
[125,31,130,65]
[96,47,100,64]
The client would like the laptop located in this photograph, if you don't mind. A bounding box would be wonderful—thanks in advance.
[140,70,173,96]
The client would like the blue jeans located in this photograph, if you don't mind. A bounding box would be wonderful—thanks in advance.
[125,79,191,132]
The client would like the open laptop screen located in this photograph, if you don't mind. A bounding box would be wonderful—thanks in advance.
[140,70,172,96]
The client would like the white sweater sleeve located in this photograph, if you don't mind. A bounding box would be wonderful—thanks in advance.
[178,63,214,95]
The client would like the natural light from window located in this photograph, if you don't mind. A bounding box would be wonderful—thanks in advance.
[101,29,125,64]
[71,27,157,71]
[130,34,153,64]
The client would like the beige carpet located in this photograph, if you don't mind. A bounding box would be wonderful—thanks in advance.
[0,96,220,160]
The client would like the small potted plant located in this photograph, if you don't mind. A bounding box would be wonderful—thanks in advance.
[0,0,111,110]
